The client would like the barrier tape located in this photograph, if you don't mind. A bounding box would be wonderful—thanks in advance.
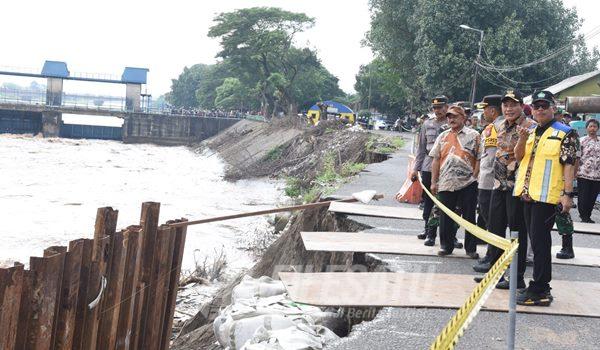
[417,177,518,350]
[419,177,511,251]
[430,241,518,350]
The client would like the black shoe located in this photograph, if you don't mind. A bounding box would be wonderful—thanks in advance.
[417,231,427,240]
[477,254,491,264]
[473,276,483,283]
[472,261,491,273]
[581,217,595,223]
[454,239,464,249]
[466,251,479,259]
[516,287,552,306]
[437,249,452,256]
[556,247,575,259]
[424,237,435,246]
[496,277,526,290]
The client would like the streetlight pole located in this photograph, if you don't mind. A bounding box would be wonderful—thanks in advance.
[460,24,484,108]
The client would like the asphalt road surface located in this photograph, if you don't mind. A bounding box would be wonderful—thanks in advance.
[326,131,600,350]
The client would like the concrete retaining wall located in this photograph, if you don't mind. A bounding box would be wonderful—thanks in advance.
[0,110,43,134]
[123,114,240,145]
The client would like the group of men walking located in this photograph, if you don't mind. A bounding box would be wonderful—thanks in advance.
[410,89,598,306]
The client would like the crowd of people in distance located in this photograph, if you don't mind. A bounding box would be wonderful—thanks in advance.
[408,91,600,307]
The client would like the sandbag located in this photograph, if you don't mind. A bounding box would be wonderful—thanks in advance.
[216,314,306,350]
[232,275,287,303]
[241,323,340,350]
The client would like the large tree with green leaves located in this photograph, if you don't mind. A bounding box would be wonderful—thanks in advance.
[208,7,320,117]
[166,64,211,108]
[366,0,600,111]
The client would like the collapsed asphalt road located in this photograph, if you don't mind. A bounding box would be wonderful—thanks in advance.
[326,132,600,350]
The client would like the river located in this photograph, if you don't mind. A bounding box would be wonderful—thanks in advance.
[0,134,285,278]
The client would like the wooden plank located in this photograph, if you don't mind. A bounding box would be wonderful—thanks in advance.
[15,269,33,350]
[328,202,600,235]
[43,246,68,350]
[71,239,94,350]
[53,241,85,350]
[25,252,66,350]
[300,232,600,268]
[0,264,24,350]
[566,221,600,235]
[160,219,188,350]
[131,202,161,350]
[81,207,118,350]
[328,202,422,220]
[141,225,176,350]
[97,231,128,350]
[116,226,142,350]
[279,272,600,318]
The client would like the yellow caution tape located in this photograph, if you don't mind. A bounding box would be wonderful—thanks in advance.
[419,178,512,251]
[417,177,519,350]
[430,241,518,350]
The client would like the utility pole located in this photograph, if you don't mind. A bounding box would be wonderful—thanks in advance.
[460,25,484,108]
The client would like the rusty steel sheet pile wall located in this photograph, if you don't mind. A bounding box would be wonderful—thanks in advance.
[0,202,188,350]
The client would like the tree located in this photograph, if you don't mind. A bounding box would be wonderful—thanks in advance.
[214,77,253,110]
[167,64,212,108]
[208,7,316,117]
[354,58,408,115]
[366,0,600,110]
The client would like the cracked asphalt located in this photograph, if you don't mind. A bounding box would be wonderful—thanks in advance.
[325,131,600,350]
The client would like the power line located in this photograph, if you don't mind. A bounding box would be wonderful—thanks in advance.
[478,23,600,72]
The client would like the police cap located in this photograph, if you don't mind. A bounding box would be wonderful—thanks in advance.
[501,89,524,104]
[431,95,449,107]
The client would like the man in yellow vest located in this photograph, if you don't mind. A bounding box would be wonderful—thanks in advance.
[514,90,579,306]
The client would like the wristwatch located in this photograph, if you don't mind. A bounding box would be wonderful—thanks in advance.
[562,191,575,198]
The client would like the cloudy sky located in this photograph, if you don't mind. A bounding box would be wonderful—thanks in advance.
[1,0,598,96]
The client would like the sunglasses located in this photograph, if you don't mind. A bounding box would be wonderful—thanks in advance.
[532,103,551,110]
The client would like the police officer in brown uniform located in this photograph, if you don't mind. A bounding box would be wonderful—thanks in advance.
[411,96,449,243]
[477,90,535,291]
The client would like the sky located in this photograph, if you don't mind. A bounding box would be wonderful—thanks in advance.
[0,0,598,97]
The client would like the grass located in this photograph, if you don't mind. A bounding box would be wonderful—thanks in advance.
[284,152,367,203]
[264,145,284,161]
[284,177,302,198]
[340,162,367,177]
[367,135,406,154]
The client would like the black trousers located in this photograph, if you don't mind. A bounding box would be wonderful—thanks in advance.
[421,171,434,227]
[523,201,556,293]
[477,189,493,251]
[477,189,493,229]
[578,177,600,220]
[438,182,478,253]
[488,190,527,281]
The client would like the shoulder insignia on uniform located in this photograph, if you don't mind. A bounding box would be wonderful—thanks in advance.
[551,120,571,133]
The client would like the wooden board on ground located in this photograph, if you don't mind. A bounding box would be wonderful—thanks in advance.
[561,221,600,235]
[329,202,422,220]
[301,232,600,268]
[279,272,600,318]
[328,202,600,235]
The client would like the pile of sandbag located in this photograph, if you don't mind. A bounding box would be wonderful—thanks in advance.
[213,276,342,350]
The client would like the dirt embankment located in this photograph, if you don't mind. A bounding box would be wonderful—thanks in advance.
[174,118,402,349]
[198,117,397,193]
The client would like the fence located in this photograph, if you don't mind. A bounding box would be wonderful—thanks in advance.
[0,202,187,350]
